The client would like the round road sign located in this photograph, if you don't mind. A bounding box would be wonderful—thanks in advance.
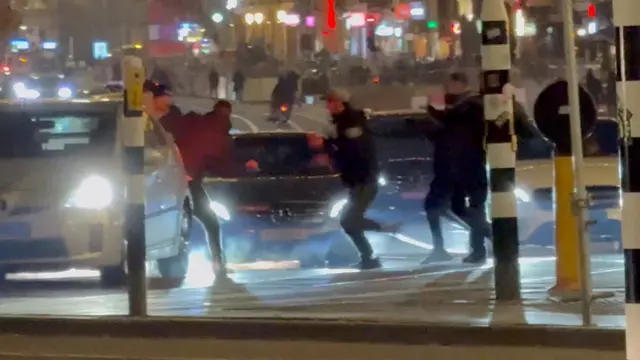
[533,80,597,155]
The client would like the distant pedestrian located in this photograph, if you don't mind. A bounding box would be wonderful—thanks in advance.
[232,69,245,102]
[209,68,220,99]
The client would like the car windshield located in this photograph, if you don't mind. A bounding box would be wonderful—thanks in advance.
[517,119,618,160]
[368,115,433,161]
[231,135,336,177]
[31,57,60,74]
[0,111,116,158]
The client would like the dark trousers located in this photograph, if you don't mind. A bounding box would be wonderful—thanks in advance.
[424,173,488,256]
[340,182,381,260]
[188,180,227,276]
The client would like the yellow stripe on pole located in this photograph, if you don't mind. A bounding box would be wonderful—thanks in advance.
[549,155,581,298]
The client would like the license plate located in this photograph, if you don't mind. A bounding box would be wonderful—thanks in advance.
[0,222,31,239]
[606,208,621,221]
[260,228,309,241]
[401,192,425,199]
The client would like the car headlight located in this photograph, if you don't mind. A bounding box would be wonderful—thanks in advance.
[12,82,25,92]
[12,82,40,99]
[65,175,114,209]
[378,175,387,186]
[329,198,348,218]
[514,187,531,203]
[58,87,72,98]
[209,201,231,221]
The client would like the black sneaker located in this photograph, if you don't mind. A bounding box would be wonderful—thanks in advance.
[421,251,454,264]
[354,257,382,270]
[461,252,487,264]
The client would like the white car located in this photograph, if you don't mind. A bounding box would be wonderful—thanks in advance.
[0,99,193,285]
[515,117,620,248]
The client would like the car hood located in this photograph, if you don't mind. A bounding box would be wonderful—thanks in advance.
[204,175,344,213]
[516,157,619,190]
[0,157,117,203]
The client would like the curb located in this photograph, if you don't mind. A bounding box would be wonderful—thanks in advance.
[0,316,624,350]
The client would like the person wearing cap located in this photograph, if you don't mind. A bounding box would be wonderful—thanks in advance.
[309,88,400,270]
[142,80,183,136]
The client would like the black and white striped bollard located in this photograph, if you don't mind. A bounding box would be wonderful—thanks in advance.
[614,0,640,357]
[480,0,520,301]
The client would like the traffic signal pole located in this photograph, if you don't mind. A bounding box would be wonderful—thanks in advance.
[480,0,520,301]
[613,0,640,357]
[122,55,147,317]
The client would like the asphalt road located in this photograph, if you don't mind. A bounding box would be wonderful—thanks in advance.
[0,97,625,319]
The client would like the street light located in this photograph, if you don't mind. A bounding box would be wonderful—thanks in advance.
[276,10,287,23]
[254,13,264,24]
[212,12,223,23]
[245,13,254,24]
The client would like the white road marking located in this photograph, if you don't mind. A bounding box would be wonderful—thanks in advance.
[231,114,259,133]
[390,233,468,254]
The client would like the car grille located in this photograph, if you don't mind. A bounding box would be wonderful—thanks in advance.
[532,185,619,211]
[0,238,68,261]
[240,206,328,224]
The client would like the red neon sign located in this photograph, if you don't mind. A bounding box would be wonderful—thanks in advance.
[327,0,336,29]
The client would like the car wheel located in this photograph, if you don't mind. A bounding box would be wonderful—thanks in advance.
[100,263,126,287]
[157,202,191,280]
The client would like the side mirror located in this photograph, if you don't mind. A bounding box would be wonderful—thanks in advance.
[144,148,165,167]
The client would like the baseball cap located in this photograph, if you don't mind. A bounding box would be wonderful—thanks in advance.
[143,80,172,97]
[322,87,351,102]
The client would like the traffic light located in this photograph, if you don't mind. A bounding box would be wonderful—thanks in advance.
[426,20,437,29]
[587,3,596,17]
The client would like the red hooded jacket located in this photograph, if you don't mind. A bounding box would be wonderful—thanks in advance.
[171,111,234,180]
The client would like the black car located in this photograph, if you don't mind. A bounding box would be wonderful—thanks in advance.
[367,110,436,220]
[202,132,356,268]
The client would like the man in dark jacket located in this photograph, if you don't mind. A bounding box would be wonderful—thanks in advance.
[422,72,540,264]
[309,88,400,270]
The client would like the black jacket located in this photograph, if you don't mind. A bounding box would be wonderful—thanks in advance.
[425,92,538,184]
[325,105,378,187]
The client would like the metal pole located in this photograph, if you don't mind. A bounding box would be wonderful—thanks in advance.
[122,55,147,317]
[613,0,640,356]
[560,0,592,326]
[480,0,520,301]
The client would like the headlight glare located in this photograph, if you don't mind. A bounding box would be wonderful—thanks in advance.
[65,175,114,209]
[329,198,348,218]
[514,187,530,202]
[58,87,72,98]
[209,201,231,221]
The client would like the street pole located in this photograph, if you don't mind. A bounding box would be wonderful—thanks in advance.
[122,55,147,317]
[560,0,592,326]
[613,0,640,356]
[480,0,520,301]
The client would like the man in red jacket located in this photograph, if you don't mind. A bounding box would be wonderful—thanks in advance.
[144,81,232,282]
